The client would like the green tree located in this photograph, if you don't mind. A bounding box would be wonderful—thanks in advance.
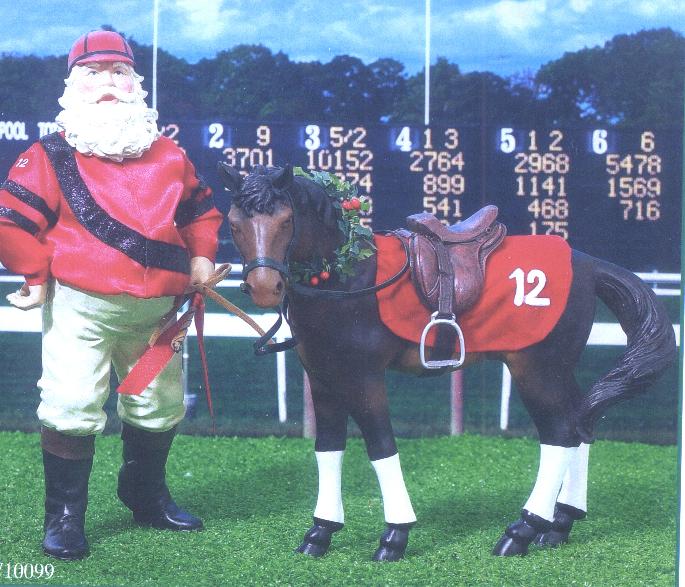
[317,55,377,122]
[390,57,537,125]
[258,56,326,121]
[194,44,286,120]
[126,39,196,120]
[0,54,64,118]
[536,28,685,126]
[368,58,408,122]
[0,27,680,129]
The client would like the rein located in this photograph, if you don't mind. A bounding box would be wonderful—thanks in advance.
[235,174,410,355]
[249,233,411,355]
[288,233,411,300]
[117,264,282,433]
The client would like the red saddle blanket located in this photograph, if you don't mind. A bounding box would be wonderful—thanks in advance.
[375,234,573,352]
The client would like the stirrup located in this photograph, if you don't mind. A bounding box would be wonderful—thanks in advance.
[419,311,466,369]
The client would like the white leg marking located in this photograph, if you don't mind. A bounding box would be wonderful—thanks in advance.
[313,450,345,524]
[557,442,590,512]
[523,444,576,522]
[371,453,417,524]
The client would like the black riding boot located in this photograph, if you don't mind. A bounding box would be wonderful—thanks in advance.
[41,433,94,561]
[117,423,203,531]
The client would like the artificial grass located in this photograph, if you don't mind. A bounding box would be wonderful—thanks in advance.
[0,431,676,586]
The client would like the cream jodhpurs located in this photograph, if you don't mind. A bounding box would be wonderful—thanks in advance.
[37,281,185,435]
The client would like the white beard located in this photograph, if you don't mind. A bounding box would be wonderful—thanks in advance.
[55,82,161,162]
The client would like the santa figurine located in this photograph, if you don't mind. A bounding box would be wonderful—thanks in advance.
[0,30,222,560]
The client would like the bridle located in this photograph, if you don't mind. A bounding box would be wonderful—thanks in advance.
[237,186,411,355]
[236,187,298,355]
[238,184,298,283]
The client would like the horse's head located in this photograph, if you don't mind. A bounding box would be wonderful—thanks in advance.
[220,163,295,308]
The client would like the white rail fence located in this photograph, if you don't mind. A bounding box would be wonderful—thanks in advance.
[0,270,680,434]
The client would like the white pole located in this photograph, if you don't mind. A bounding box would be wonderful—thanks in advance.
[424,0,431,126]
[681,340,685,581]
[152,0,159,110]
[276,336,287,422]
[500,364,512,430]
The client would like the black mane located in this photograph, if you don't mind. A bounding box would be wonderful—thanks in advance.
[232,166,290,216]
[233,166,340,231]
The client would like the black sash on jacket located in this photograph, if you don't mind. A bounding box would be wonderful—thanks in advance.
[40,132,190,275]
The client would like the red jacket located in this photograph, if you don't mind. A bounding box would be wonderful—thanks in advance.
[0,133,222,298]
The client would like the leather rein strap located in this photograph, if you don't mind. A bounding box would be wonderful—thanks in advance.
[118,264,279,432]
[236,180,410,355]
[287,232,411,301]
[250,233,411,355]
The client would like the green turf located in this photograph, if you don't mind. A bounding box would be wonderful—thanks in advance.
[0,431,676,586]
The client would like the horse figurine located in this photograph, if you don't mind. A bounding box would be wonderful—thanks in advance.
[219,162,676,561]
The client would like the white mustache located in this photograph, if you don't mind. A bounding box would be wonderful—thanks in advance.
[84,86,138,104]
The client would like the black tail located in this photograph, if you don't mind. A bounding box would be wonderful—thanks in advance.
[576,258,677,442]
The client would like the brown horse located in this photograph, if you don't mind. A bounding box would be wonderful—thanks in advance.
[219,162,676,561]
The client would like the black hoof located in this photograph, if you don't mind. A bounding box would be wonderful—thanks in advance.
[296,539,329,558]
[492,535,528,557]
[295,518,343,558]
[492,510,551,557]
[533,529,569,547]
[533,503,586,548]
[372,523,413,562]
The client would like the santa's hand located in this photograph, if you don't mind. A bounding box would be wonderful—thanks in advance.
[6,282,47,310]
[185,256,216,293]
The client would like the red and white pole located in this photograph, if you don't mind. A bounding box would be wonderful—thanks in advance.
[450,370,464,435]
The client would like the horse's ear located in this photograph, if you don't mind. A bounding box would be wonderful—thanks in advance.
[217,162,243,193]
[272,164,294,191]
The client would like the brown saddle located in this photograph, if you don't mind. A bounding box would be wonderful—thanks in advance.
[395,205,506,369]
[406,205,506,317]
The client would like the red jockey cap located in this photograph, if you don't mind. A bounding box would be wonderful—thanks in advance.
[67,30,135,72]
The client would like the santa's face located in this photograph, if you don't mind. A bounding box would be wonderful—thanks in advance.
[56,61,160,161]
[72,62,135,103]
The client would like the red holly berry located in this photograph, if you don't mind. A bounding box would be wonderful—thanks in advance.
[320,271,330,281]
[310,275,320,286]
[342,200,352,211]
[350,197,361,210]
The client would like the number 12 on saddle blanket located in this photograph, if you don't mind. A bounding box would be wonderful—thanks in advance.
[375,234,573,353]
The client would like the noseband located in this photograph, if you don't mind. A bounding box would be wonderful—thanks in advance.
[241,256,290,282]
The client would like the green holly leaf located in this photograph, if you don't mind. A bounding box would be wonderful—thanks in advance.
[353,224,373,237]
[289,168,378,285]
